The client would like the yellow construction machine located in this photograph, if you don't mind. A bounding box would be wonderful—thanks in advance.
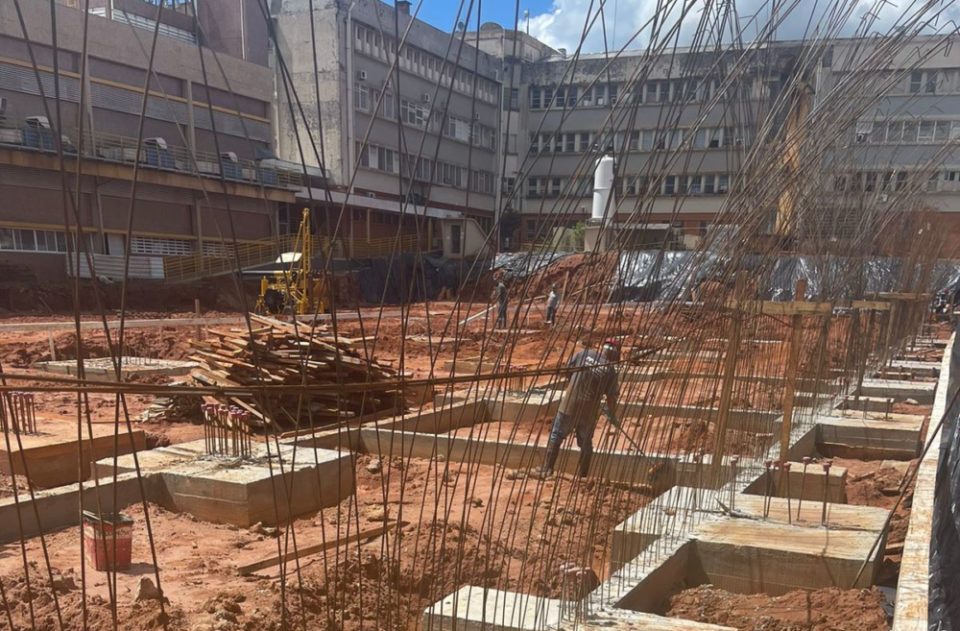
[255,208,328,315]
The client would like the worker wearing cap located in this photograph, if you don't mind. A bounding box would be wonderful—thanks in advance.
[538,340,620,478]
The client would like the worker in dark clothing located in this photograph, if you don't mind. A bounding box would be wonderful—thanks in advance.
[537,340,620,478]
[493,281,508,329]
[546,285,559,325]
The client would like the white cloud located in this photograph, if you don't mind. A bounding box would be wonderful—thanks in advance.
[527,0,960,54]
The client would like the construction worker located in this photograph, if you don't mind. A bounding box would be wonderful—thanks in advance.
[546,285,559,325]
[537,340,620,478]
[493,280,508,329]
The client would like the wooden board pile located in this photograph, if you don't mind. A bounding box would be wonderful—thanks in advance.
[190,314,404,428]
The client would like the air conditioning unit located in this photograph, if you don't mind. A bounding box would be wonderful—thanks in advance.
[25,115,51,129]
[357,70,367,81]
[145,137,168,150]
[596,97,605,106]
[221,151,239,162]
[422,93,432,103]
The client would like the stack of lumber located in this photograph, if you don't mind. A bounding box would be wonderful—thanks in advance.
[190,314,404,428]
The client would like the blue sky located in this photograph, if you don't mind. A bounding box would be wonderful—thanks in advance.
[413,0,554,33]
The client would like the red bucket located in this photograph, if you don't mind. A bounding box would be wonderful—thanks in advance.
[82,511,133,572]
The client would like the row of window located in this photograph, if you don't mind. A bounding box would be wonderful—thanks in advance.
[853,119,960,144]
[529,78,737,110]
[525,173,731,198]
[354,84,497,150]
[353,23,498,105]
[528,126,744,155]
[834,170,960,193]
[356,142,496,194]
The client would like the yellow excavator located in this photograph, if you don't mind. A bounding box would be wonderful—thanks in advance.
[255,208,328,315]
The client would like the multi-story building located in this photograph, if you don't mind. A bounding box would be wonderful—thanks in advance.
[503,34,960,250]
[815,37,960,248]
[273,0,502,255]
[0,0,292,283]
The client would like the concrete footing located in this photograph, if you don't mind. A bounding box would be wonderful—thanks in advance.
[0,427,146,488]
[96,439,354,527]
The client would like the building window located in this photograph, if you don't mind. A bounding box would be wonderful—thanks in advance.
[688,175,702,194]
[381,93,395,119]
[400,100,428,127]
[564,133,575,153]
[354,84,370,112]
[530,87,541,110]
[717,174,729,194]
[909,71,923,93]
[663,176,676,196]
[130,236,194,256]
[628,131,640,151]
[918,121,935,142]
[579,132,591,152]
[927,173,939,193]
[704,174,716,194]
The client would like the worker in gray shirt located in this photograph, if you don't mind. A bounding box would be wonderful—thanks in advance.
[537,340,620,478]
[546,285,559,325]
[493,281,508,329]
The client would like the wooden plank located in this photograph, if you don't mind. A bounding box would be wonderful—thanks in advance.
[237,524,393,576]
[851,300,891,311]
[725,299,833,315]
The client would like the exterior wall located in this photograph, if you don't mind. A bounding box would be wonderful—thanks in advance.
[0,0,286,281]
[817,37,960,236]
[275,0,500,226]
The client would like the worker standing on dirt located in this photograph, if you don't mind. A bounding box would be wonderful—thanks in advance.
[546,285,559,325]
[537,340,620,478]
[493,281,508,329]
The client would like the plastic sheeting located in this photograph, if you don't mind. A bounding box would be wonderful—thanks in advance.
[494,251,572,280]
[929,328,960,631]
[497,250,960,302]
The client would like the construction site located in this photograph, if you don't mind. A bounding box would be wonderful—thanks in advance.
[2,0,960,629]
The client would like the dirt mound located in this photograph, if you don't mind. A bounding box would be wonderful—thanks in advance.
[667,585,890,631]
[3,329,196,368]
[1,565,186,631]
[512,253,619,301]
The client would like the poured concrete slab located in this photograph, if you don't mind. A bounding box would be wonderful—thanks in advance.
[816,414,922,459]
[746,460,847,503]
[423,585,561,630]
[567,609,735,630]
[1,425,145,488]
[376,399,488,434]
[828,409,926,423]
[889,359,940,378]
[841,395,894,414]
[0,472,152,544]
[612,487,707,570]
[97,439,353,527]
[730,495,890,531]
[892,334,951,631]
[694,519,883,595]
[486,390,562,423]
[857,379,935,404]
[36,356,197,381]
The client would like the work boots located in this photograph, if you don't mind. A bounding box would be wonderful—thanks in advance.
[577,448,592,478]
[532,439,561,478]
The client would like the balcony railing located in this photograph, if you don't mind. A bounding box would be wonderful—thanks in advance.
[0,119,302,190]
